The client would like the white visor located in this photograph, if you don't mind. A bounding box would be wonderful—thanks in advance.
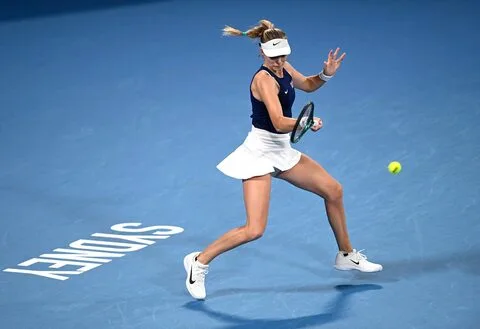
[260,38,291,57]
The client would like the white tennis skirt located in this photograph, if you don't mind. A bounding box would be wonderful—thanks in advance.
[216,126,302,180]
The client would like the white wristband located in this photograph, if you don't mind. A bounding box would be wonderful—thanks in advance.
[319,70,333,82]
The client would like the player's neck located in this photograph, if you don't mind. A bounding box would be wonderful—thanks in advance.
[263,63,283,77]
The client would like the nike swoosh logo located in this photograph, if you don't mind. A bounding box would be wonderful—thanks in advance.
[189,266,195,284]
[284,90,288,94]
[350,260,360,265]
[273,41,280,46]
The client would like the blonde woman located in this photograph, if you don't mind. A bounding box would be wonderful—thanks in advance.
[184,19,382,300]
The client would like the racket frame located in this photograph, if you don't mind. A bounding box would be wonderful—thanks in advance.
[290,101,315,143]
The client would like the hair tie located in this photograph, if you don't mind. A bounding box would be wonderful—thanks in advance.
[242,31,247,36]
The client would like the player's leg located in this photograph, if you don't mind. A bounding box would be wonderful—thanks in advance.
[277,154,382,272]
[197,174,271,264]
[277,154,352,251]
[184,174,272,299]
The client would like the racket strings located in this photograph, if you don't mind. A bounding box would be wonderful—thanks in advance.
[291,103,313,143]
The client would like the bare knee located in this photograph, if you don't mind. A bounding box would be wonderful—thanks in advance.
[324,181,343,202]
[244,225,265,241]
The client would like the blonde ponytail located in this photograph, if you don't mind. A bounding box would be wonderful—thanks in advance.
[222,19,286,42]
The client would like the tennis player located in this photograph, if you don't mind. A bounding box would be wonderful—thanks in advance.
[184,19,382,300]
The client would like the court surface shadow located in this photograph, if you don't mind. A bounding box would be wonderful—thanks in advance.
[183,283,383,329]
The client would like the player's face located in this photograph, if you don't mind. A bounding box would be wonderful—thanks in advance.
[264,54,287,70]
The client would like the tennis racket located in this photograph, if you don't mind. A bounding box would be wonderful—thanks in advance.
[290,101,316,143]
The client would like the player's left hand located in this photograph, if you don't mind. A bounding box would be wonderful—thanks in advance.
[311,117,323,131]
[323,47,346,76]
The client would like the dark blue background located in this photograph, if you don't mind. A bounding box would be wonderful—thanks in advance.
[1,1,479,328]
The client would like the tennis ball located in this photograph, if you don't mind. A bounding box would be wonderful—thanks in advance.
[388,161,402,174]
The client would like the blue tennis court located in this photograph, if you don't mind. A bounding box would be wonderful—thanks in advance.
[1,0,479,328]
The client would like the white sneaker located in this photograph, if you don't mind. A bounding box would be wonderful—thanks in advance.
[183,251,209,300]
[334,249,383,272]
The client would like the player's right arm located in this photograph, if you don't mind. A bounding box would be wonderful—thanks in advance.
[253,71,297,133]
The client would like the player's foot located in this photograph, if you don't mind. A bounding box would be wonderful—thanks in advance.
[334,249,383,272]
[184,251,209,300]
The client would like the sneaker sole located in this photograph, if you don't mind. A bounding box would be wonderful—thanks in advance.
[334,264,383,273]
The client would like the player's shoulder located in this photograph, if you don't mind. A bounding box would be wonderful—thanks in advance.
[255,67,273,78]
[253,68,275,85]
[283,61,296,76]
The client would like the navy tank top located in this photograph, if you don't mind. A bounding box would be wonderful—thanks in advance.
[250,65,296,134]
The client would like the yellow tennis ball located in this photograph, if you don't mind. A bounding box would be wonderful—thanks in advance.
[388,161,402,174]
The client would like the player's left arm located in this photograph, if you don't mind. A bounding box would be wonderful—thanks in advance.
[284,62,325,93]
[284,47,346,93]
